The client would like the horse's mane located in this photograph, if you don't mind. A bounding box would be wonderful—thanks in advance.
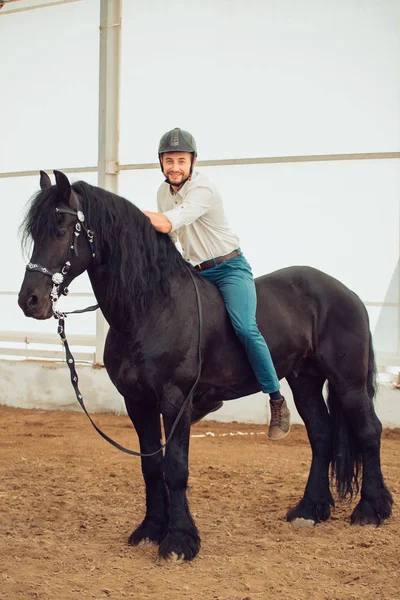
[21,180,192,321]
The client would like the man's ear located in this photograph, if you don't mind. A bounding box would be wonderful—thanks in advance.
[39,170,52,190]
[53,170,72,204]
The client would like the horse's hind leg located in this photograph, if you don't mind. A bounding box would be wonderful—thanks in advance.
[124,399,169,546]
[286,371,334,525]
[320,329,393,525]
[329,385,393,525]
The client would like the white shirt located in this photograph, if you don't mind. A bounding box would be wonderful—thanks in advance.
[157,171,240,266]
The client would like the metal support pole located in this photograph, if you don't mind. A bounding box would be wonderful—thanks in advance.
[96,0,122,365]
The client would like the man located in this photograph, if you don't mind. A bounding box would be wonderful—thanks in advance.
[143,127,290,440]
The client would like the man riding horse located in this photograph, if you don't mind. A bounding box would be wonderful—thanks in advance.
[143,127,291,440]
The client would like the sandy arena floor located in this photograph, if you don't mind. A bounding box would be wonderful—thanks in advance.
[0,405,399,600]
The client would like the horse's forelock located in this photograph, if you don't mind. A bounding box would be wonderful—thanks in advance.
[20,186,60,255]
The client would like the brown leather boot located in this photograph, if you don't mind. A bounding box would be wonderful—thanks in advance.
[268,397,291,440]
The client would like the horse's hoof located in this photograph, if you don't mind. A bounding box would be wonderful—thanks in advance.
[351,504,381,526]
[156,552,185,566]
[351,491,393,526]
[158,529,200,562]
[137,538,156,547]
[290,517,316,529]
[287,497,332,524]
[128,519,167,546]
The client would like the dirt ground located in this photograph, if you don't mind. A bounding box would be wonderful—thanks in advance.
[0,406,399,600]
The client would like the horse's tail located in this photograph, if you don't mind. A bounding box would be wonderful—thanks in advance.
[327,384,362,499]
[327,333,376,499]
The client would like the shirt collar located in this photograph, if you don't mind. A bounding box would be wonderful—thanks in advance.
[167,175,192,199]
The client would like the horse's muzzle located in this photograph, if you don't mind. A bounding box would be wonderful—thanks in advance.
[18,291,53,319]
[18,275,54,320]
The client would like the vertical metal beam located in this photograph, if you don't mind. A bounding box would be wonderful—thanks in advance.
[96,0,122,364]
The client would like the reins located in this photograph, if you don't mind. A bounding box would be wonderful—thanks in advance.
[26,195,203,457]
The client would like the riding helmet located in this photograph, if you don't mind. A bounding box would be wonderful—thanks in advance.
[158,128,198,157]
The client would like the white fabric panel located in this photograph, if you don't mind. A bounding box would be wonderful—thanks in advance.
[120,0,400,163]
[0,0,99,172]
[368,306,398,355]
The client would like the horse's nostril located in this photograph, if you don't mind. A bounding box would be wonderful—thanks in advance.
[27,294,38,309]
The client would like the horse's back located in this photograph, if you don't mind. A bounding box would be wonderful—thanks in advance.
[256,265,367,328]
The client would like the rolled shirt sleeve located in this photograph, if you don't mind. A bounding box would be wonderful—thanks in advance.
[162,186,214,232]
[157,188,178,243]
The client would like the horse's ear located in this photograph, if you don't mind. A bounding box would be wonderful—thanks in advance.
[53,170,72,204]
[39,170,52,190]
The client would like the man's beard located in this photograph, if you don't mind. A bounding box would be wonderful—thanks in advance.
[164,173,190,188]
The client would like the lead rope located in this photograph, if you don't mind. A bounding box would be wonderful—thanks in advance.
[54,265,202,457]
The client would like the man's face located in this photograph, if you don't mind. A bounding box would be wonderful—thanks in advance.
[161,152,195,186]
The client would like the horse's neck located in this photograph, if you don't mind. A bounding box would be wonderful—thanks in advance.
[86,248,180,333]
[81,191,189,328]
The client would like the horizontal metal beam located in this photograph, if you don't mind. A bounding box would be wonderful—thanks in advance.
[0,290,94,297]
[0,166,98,179]
[0,347,94,361]
[364,302,399,308]
[0,0,81,16]
[1,151,400,179]
[376,353,400,368]
[0,330,94,346]
[120,151,400,172]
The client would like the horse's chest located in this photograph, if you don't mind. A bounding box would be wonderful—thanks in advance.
[104,333,174,395]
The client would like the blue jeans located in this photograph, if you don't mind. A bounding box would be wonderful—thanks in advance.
[199,253,280,394]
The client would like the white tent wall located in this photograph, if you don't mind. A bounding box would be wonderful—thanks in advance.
[0,0,99,173]
[1,0,400,424]
[119,0,400,160]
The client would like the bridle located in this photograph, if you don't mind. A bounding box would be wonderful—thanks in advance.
[25,190,203,458]
[25,191,95,318]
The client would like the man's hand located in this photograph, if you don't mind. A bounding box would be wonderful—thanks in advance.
[143,211,172,233]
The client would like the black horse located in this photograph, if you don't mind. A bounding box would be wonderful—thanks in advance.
[18,170,392,562]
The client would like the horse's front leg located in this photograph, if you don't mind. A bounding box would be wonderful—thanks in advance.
[158,391,201,562]
[124,399,169,546]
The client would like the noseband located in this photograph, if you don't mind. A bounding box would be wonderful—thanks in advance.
[25,192,95,316]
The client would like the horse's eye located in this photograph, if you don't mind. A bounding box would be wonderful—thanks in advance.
[57,229,67,238]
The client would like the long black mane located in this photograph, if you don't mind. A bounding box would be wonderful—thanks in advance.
[22,180,192,320]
